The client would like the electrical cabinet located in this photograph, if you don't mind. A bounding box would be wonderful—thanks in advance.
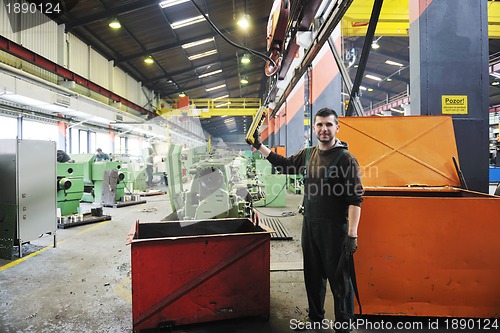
[0,139,57,259]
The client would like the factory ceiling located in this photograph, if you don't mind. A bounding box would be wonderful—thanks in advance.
[44,0,500,141]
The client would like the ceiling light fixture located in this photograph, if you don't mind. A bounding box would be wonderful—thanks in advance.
[171,15,206,29]
[182,37,214,49]
[188,49,217,61]
[365,74,382,81]
[188,50,217,60]
[391,108,405,113]
[144,56,154,64]
[206,84,226,92]
[240,76,249,84]
[371,37,381,49]
[385,60,404,67]
[108,18,121,29]
[179,92,186,97]
[198,69,222,78]
[241,53,250,64]
[490,72,500,79]
[159,0,190,8]
[237,14,250,29]
[213,94,229,100]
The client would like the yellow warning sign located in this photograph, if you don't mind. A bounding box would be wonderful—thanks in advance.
[442,95,468,114]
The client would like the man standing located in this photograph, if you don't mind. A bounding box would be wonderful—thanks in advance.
[146,152,156,186]
[249,108,363,331]
[94,148,110,161]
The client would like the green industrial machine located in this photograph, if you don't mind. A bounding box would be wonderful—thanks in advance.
[128,163,148,192]
[71,154,127,204]
[57,162,85,216]
[183,145,209,171]
[71,154,95,203]
[262,174,287,207]
[165,144,255,220]
[111,154,148,193]
[254,158,273,177]
[252,158,287,208]
[92,161,127,203]
[287,174,303,194]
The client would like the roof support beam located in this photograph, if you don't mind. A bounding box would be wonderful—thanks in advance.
[65,0,159,31]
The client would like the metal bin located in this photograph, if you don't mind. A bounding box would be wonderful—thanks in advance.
[338,116,500,318]
[131,218,272,331]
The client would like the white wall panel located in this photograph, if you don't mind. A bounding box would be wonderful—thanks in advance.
[89,48,109,88]
[126,76,140,105]
[113,67,127,97]
[0,0,17,41]
[68,33,89,77]
[136,87,147,108]
[20,19,58,63]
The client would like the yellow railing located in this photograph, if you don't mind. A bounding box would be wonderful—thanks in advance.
[159,98,262,118]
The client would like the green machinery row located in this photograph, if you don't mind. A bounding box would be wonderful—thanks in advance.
[164,144,294,221]
[56,154,148,217]
[56,146,302,220]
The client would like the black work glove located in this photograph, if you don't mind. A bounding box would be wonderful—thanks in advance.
[252,129,262,149]
[343,235,358,255]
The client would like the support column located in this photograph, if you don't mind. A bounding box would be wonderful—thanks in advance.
[409,0,489,192]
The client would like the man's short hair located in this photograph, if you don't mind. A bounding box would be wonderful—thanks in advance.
[314,108,339,124]
[97,148,102,152]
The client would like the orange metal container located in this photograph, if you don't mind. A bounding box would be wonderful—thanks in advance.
[338,116,500,318]
[131,218,272,331]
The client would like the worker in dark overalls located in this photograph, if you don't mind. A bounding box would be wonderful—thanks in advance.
[250,107,363,332]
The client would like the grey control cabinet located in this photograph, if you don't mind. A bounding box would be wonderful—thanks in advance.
[0,139,57,258]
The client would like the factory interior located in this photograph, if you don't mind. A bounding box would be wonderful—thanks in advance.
[0,0,499,332]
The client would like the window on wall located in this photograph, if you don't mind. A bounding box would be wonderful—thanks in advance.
[128,137,142,156]
[115,135,127,154]
[23,119,58,141]
[69,128,105,154]
[96,132,111,154]
[89,132,96,153]
[70,128,77,154]
[79,130,88,153]
[0,114,18,139]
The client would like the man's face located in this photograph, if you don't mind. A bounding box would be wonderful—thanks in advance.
[97,151,102,156]
[313,115,339,143]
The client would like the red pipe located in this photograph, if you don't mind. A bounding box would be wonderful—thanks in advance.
[0,35,156,119]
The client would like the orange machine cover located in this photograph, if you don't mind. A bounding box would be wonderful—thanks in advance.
[337,116,461,187]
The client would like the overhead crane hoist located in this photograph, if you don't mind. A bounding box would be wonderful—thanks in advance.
[265,0,289,76]
[246,0,289,144]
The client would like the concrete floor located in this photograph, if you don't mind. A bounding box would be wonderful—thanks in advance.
[0,188,491,333]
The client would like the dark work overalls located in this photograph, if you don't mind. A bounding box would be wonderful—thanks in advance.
[302,146,355,327]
